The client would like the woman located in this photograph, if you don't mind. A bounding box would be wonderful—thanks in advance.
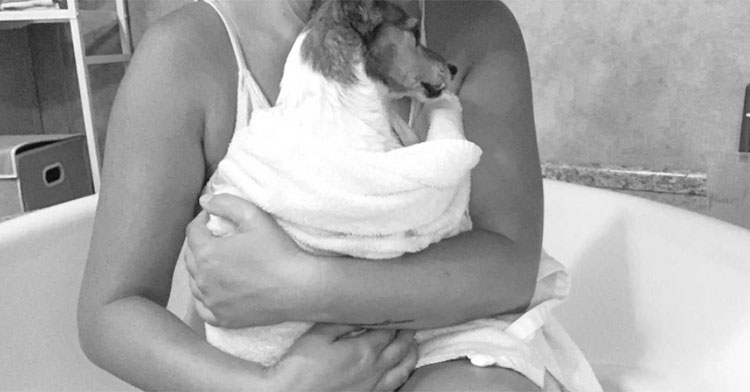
[78,0,548,390]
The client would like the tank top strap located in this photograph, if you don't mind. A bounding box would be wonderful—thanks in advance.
[408,0,427,127]
[201,0,272,121]
[201,0,249,76]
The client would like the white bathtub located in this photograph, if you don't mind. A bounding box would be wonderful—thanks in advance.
[1,180,749,391]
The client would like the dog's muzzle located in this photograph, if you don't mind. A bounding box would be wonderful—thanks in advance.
[421,82,446,98]
[421,64,457,99]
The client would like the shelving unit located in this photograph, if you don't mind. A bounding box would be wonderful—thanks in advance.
[0,0,132,192]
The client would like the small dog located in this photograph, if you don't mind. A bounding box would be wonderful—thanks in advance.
[276,0,458,151]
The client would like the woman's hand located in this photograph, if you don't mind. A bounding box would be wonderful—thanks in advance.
[185,193,320,328]
[271,324,418,392]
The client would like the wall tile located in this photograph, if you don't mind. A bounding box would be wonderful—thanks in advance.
[504,0,750,171]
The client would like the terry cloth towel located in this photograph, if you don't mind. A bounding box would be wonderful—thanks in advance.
[202,91,483,360]
[207,104,480,256]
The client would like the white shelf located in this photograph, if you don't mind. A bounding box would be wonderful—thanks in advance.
[85,53,131,65]
[0,8,75,23]
[0,0,131,192]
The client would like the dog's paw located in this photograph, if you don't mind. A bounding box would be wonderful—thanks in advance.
[424,93,462,122]
[424,94,465,141]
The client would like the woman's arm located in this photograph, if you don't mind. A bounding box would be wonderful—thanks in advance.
[187,2,542,331]
[76,14,276,390]
[311,1,544,329]
[77,8,416,391]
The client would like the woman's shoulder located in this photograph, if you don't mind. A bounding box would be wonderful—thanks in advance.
[115,2,239,173]
[432,1,525,56]
[133,2,236,84]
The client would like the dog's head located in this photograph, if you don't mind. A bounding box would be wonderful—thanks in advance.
[302,0,456,101]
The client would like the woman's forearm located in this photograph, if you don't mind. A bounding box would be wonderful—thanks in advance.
[303,228,541,330]
[79,297,277,392]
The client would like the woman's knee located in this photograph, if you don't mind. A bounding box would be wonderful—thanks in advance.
[399,359,541,392]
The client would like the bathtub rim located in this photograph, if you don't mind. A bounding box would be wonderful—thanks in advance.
[0,194,98,247]
[2,180,748,243]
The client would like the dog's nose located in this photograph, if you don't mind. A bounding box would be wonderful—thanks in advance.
[448,64,458,78]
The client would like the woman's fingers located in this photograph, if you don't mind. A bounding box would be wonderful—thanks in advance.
[280,325,416,391]
[375,343,418,392]
[304,324,400,359]
[374,331,418,392]
[183,243,198,277]
[193,298,219,326]
[190,285,218,326]
[376,330,415,367]
[187,265,202,299]
[186,264,218,325]
[184,213,221,326]
[185,210,212,252]
[352,328,399,355]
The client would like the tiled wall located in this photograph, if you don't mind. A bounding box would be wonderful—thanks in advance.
[504,0,750,172]
[503,0,750,221]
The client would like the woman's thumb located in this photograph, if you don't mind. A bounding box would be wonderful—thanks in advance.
[200,193,261,229]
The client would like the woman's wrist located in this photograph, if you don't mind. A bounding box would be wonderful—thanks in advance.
[285,250,332,323]
[281,229,541,329]
[291,251,404,327]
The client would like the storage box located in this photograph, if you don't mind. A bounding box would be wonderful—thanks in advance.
[0,134,94,219]
[707,152,750,230]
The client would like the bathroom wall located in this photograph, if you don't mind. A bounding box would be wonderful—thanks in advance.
[4,1,746,215]
[120,0,750,217]
[504,0,750,172]
[5,0,748,171]
[130,0,750,173]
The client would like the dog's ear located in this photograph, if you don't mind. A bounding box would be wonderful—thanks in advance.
[337,0,382,40]
[309,0,323,15]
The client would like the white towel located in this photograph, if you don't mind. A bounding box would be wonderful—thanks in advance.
[203,93,482,366]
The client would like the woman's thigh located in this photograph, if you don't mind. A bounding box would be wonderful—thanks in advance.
[399,359,542,392]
